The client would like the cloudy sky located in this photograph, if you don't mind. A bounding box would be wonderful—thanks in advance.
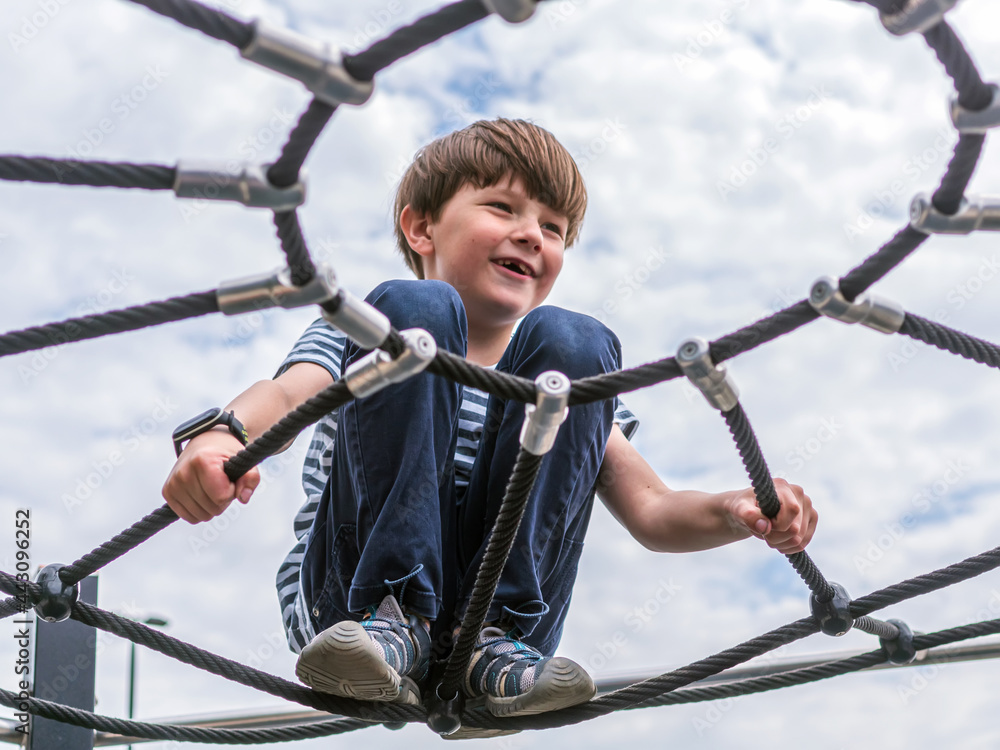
[3,0,1000,747]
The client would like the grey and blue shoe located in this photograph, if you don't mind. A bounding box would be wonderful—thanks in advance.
[295,595,430,704]
[465,626,596,717]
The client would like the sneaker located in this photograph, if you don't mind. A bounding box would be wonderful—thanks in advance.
[295,595,430,704]
[465,626,596,718]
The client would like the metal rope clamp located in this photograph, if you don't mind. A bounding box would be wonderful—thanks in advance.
[483,0,536,23]
[879,0,959,36]
[241,21,374,108]
[951,83,1000,134]
[676,338,739,412]
[321,289,393,351]
[34,564,79,623]
[809,276,905,334]
[909,193,1000,235]
[343,328,437,398]
[173,161,306,212]
[217,263,338,316]
[880,618,918,664]
[810,581,854,637]
[520,371,571,455]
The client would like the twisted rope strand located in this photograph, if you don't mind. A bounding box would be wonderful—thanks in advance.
[0,292,219,359]
[0,156,175,190]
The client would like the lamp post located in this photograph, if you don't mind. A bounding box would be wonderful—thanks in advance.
[128,615,169,750]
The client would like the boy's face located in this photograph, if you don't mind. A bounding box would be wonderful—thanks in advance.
[411,176,568,332]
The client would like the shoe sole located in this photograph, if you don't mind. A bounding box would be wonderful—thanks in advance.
[485,657,596,718]
[295,621,402,701]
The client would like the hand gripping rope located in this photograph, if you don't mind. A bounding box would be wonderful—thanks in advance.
[3,0,1000,742]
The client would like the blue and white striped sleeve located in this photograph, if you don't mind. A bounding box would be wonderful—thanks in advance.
[614,397,639,441]
[275,318,346,380]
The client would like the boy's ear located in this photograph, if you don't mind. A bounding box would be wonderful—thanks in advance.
[399,204,435,259]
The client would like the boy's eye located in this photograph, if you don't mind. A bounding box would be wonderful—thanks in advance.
[542,222,565,238]
[488,202,512,212]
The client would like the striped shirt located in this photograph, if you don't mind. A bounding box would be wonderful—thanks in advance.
[274,318,639,652]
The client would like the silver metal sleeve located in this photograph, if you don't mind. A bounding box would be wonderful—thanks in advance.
[482,0,536,23]
[909,193,1000,234]
[951,84,1000,134]
[320,289,392,350]
[520,371,571,456]
[879,0,959,36]
[676,338,739,412]
[809,276,905,335]
[343,328,437,398]
[217,264,338,315]
[240,21,374,107]
[174,161,306,211]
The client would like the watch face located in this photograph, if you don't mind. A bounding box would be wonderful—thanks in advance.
[172,408,224,456]
[173,408,224,441]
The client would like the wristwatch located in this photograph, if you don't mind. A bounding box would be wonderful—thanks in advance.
[172,407,249,457]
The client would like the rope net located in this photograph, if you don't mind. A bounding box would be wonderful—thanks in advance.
[2,0,1000,742]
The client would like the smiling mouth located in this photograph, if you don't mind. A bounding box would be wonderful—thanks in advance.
[493,259,534,277]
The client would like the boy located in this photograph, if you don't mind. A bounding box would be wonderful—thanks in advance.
[162,118,816,722]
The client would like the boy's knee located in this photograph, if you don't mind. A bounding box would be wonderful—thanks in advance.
[366,280,466,349]
[519,307,621,377]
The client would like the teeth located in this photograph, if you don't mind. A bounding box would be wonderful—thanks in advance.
[500,260,530,276]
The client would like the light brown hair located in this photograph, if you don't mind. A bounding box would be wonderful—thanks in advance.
[393,118,587,278]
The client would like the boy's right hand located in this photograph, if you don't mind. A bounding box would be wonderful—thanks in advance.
[162,430,260,524]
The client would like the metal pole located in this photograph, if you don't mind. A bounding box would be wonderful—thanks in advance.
[28,576,99,750]
[126,641,136,750]
[125,616,167,750]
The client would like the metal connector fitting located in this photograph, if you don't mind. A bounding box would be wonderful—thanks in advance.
[520,371,571,456]
[879,0,958,36]
[34,564,79,623]
[810,582,854,637]
[174,161,306,211]
[218,264,338,315]
[483,0,536,23]
[343,328,437,398]
[880,619,918,665]
[241,21,374,107]
[321,289,392,350]
[909,192,1000,234]
[809,276,905,335]
[676,338,739,412]
[951,84,1000,134]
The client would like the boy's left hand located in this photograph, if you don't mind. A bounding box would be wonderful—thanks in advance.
[729,478,818,554]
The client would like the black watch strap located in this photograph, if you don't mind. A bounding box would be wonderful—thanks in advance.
[172,408,249,457]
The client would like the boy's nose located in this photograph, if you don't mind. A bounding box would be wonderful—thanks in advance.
[514,221,543,250]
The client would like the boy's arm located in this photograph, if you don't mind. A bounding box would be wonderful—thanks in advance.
[596,425,817,554]
[162,362,333,524]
